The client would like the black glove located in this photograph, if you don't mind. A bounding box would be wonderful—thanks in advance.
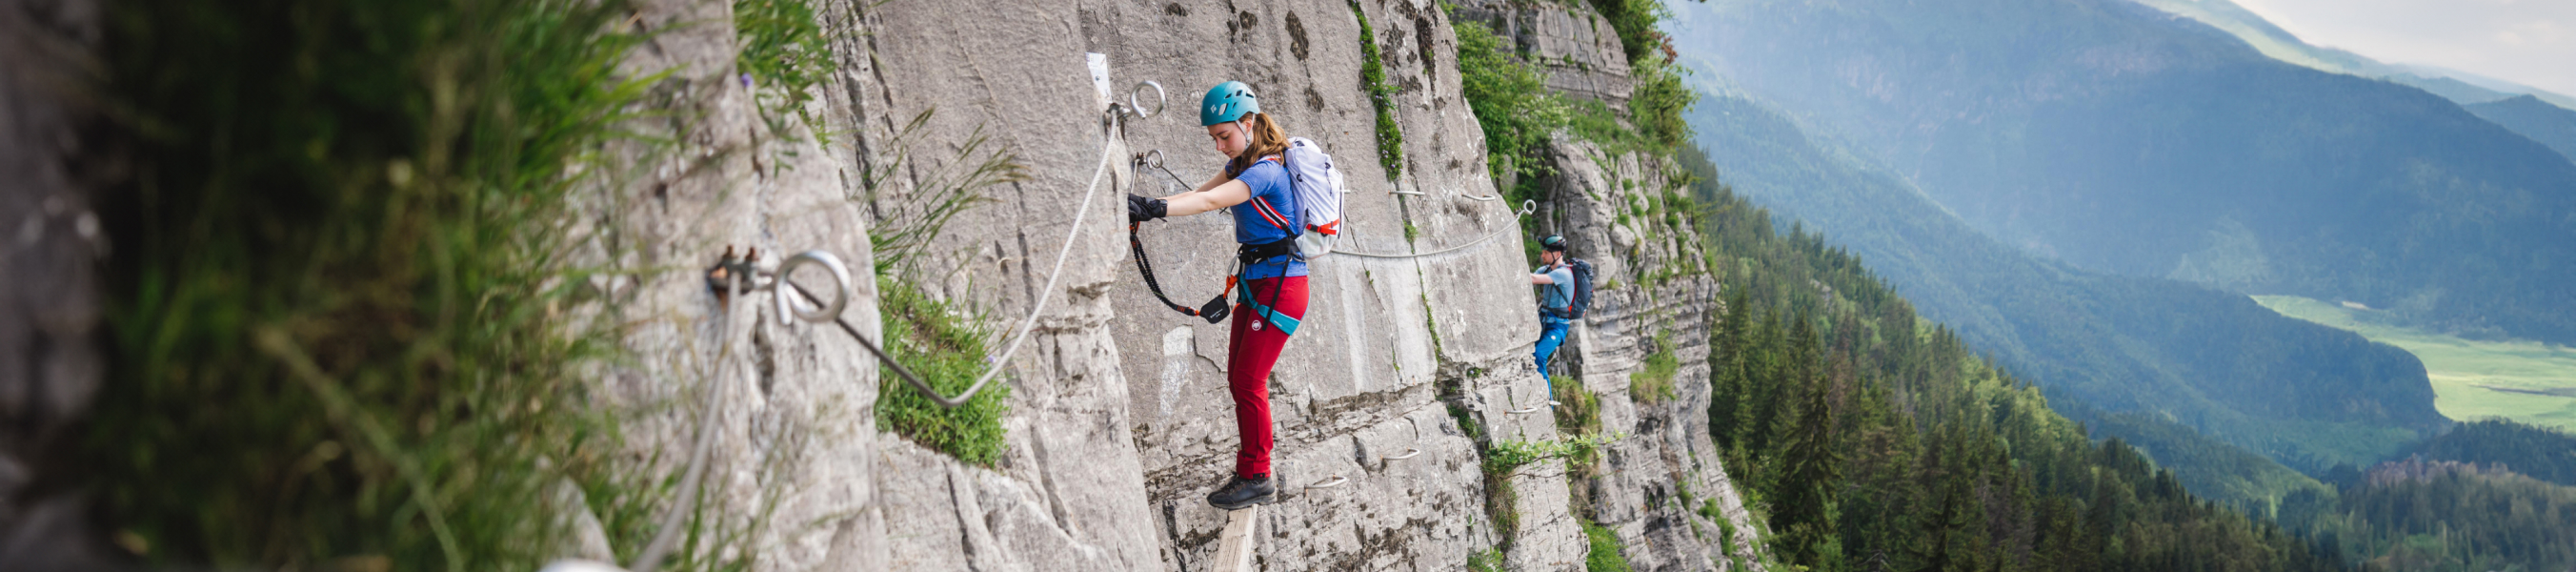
[1128,194,1168,223]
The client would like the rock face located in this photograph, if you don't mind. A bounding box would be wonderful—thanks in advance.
[1532,134,1765,571]
[1447,0,1635,107]
[427,0,1762,570]
[0,0,120,568]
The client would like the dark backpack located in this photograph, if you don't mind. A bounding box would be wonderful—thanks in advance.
[1548,258,1595,320]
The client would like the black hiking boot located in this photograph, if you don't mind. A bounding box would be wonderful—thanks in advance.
[1206,475,1276,510]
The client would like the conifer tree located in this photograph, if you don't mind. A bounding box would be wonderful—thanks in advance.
[1737,306,1785,458]
[1778,366,1847,569]
[1712,289,1754,451]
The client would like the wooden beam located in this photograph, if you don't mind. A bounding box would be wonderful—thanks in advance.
[1213,505,1260,572]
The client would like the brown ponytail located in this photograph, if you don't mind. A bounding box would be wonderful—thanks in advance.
[1227,112,1292,176]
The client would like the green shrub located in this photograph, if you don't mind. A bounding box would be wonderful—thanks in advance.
[1455,18,1569,181]
[1585,0,1667,68]
[1627,51,1695,153]
[86,0,654,568]
[1555,0,1695,158]
[874,276,1012,466]
[1582,519,1636,572]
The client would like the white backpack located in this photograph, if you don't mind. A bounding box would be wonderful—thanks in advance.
[1281,136,1345,256]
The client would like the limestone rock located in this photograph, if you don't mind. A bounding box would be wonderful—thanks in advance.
[0,0,119,568]
[1448,0,1637,107]
[591,0,1765,569]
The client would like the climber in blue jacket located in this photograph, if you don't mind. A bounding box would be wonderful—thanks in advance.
[1127,81,1306,510]
[1531,235,1575,402]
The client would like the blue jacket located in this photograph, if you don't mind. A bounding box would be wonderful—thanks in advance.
[1229,157,1307,280]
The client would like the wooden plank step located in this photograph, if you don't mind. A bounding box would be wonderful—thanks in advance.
[1213,504,1259,572]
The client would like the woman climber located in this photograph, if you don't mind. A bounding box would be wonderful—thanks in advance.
[1126,81,1307,510]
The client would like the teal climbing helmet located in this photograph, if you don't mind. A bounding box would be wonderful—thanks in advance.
[1200,81,1260,126]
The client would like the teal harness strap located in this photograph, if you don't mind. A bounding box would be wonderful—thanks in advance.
[1237,285,1301,336]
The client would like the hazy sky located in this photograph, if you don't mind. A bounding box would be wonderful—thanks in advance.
[2233,0,2576,96]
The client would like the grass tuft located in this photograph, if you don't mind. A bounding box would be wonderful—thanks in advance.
[1468,548,1508,572]
[1629,340,1679,403]
[873,276,1012,466]
[1486,469,1522,549]
[87,0,657,568]
[1349,0,1407,180]
[859,110,1024,466]
[1485,433,1622,478]
[735,0,836,142]
[1554,376,1603,439]
[865,112,1023,270]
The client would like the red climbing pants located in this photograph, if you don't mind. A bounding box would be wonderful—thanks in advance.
[1226,276,1307,480]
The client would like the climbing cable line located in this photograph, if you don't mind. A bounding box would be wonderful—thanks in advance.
[1327,199,1535,259]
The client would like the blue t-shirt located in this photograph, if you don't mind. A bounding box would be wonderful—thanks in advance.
[1229,158,1308,280]
[1536,264,1575,324]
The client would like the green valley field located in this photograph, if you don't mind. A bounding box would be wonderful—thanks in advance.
[2257,296,2576,431]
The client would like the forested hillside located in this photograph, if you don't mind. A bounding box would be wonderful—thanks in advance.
[1669,0,2576,346]
[1671,84,2440,492]
[1683,162,2347,572]
[2467,95,2576,165]
[2389,419,2576,486]
[2281,457,2576,572]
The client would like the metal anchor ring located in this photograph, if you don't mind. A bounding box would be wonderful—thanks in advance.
[774,250,852,326]
[1382,447,1423,461]
[1128,80,1166,119]
[1307,475,1349,490]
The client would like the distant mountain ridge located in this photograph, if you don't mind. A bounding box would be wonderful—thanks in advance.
[1672,72,2444,487]
[1671,0,2576,347]
[2127,0,2576,111]
[2467,95,2576,166]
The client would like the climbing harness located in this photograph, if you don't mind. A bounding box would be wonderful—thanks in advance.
[1233,243,1299,334]
[1127,155,1307,329]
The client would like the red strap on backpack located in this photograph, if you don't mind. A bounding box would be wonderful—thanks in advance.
[1244,156,1293,232]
